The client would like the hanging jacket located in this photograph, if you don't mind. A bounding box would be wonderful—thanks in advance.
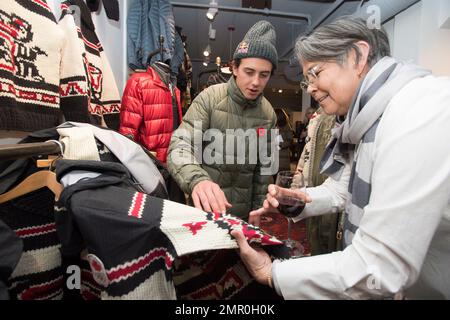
[86,0,120,21]
[127,0,176,70]
[0,220,23,300]
[119,66,182,165]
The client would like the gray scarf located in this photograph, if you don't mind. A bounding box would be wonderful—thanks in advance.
[319,56,431,246]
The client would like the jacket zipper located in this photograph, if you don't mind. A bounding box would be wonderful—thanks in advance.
[169,83,179,128]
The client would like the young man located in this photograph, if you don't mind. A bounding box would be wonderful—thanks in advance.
[167,21,278,220]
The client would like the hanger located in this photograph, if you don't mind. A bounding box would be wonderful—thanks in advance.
[0,170,63,204]
[0,140,64,203]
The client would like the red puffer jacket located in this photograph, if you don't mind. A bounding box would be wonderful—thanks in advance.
[119,67,182,164]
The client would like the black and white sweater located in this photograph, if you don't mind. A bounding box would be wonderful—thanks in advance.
[0,0,65,131]
[59,0,121,130]
[0,0,121,132]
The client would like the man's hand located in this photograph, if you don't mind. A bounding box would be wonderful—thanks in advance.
[231,229,273,287]
[192,180,232,213]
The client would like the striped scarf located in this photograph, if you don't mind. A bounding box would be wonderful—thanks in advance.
[320,57,430,247]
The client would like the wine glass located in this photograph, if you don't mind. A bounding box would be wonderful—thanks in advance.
[275,171,306,258]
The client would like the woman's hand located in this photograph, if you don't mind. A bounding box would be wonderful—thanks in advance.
[231,229,273,287]
[264,184,312,209]
[248,206,277,227]
[248,184,312,227]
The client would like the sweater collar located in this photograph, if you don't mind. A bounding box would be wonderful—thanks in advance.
[227,76,262,109]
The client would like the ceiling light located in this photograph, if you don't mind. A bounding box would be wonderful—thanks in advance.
[206,0,218,21]
[278,89,283,94]
[203,61,208,67]
[203,44,211,57]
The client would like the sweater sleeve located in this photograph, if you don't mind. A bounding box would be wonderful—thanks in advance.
[119,78,143,141]
[167,91,212,194]
[126,0,143,69]
[58,4,91,123]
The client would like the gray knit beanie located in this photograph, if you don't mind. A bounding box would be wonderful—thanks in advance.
[233,20,278,69]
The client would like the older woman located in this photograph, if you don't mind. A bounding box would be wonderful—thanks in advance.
[231,16,450,299]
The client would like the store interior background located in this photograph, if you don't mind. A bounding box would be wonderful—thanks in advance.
[47,0,450,126]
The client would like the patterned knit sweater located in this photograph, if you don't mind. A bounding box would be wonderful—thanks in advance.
[0,0,121,132]
[0,0,65,131]
[59,0,121,130]
[54,159,288,299]
[0,128,288,300]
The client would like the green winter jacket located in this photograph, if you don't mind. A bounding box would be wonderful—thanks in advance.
[167,76,277,219]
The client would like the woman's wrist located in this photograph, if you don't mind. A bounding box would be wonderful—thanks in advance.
[266,265,273,288]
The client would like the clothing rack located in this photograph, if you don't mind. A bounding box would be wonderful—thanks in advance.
[0,141,63,162]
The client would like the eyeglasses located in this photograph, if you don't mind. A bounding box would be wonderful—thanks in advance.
[300,64,323,91]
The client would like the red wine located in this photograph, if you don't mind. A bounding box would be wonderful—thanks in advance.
[278,197,305,218]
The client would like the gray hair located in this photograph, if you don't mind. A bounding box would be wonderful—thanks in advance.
[295,15,390,67]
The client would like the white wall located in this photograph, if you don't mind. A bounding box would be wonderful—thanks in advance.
[391,1,422,64]
[418,0,450,76]
[384,1,450,76]
[90,0,128,92]
[438,0,450,29]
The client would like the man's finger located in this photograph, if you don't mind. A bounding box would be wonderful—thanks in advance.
[212,185,227,213]
[205,188,221,213]
[223,193,233,209]
[198,191,212,213]
[192,191,202,210]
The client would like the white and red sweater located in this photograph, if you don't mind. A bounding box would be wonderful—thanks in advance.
[0,0,121,132]
[0,0,65,131]
[59,0,120,130]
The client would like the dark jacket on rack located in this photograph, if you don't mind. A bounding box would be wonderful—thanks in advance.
[0,220,23,300]
[119,65,182,165]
